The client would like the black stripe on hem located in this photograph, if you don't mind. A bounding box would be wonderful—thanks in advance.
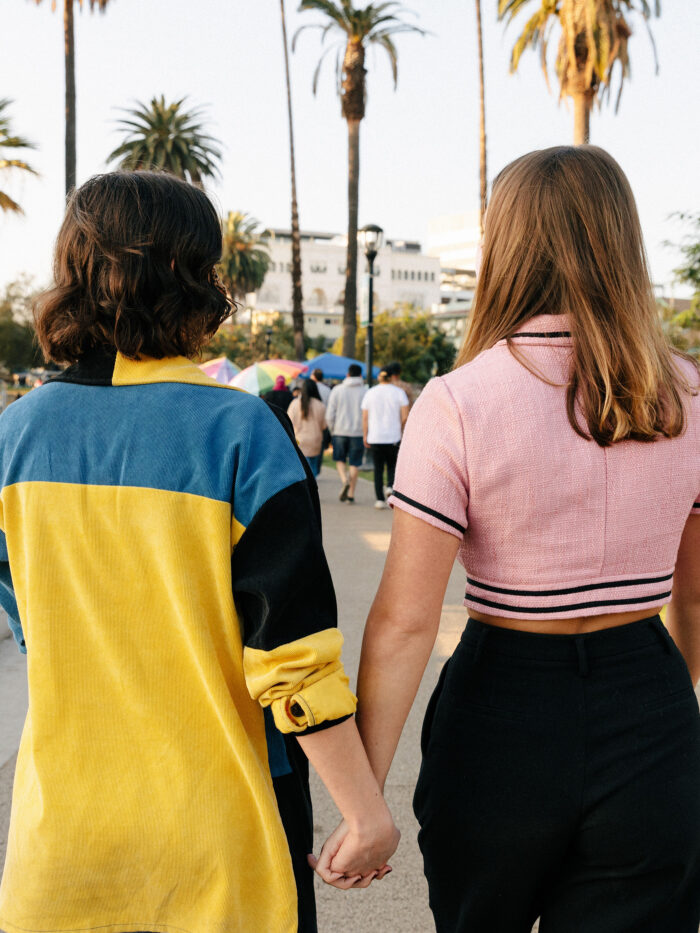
[508,331,571,339]
[693,502,700,510]
[391,490,466,534]
[296,714,354,735]
[465,590,672,615]
[466,571,673,598]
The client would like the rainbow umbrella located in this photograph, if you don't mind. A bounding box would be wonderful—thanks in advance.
[229,359,306,396]
[199,356,240,383]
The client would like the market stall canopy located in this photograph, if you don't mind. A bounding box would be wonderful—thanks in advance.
[199,356,240,384]
[300,353,380,382]
[229,359,306,396]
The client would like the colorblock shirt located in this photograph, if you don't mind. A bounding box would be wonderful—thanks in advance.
[0,350,357,933]
[390,314,700,620]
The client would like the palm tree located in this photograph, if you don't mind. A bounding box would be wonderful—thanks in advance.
[280,0,305,361]
[107,97,222,185]
[498,0,660,145]
[33,0,111,195]
[219,212,271,306]
[0,99,38,214]
[475,0,487,235]
[295,1,424,358]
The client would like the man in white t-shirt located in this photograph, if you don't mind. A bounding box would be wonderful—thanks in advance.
[361,370,410,509]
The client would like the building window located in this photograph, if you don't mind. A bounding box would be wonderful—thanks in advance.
[311,264,327,274]
[338,266,345,275]
[391,269,395,280]
[431,272,436,282]
[324,319,332,325]
[375,266,380,277]
[417,271,422,281]
[410,271,415,280]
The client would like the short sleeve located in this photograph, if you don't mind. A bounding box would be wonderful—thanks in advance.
[388,377,468,540]
[397,388,410,406]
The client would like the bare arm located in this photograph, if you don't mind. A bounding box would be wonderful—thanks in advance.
[356,509,460,788]
[399,404,409,431]
[363,409,370,448]
[297,718,399,885]
[666,516,700,686]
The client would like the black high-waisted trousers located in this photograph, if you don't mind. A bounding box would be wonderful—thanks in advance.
[413,615,700,933]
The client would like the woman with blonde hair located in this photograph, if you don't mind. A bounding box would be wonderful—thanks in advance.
[356,146,700,931]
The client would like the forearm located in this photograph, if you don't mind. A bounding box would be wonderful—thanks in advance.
[296,717,390,829]
[356,605,440,789]
[666,601,700,686]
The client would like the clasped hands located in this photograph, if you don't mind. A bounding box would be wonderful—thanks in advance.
[308,812,401,890]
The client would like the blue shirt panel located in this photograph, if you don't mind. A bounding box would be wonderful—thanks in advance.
[0,381,306,528]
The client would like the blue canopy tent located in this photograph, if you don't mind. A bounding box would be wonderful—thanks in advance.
[300,353,380,382]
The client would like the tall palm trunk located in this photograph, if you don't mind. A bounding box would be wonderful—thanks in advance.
[573,92,591,144]
[64,0,76,194]
[475,0,487,235]
[280,0,305,361]
[340,38,366,360]
[344,119,360,358]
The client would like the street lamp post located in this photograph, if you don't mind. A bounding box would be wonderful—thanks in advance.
[358,224,384,388]
[265,327,273,358]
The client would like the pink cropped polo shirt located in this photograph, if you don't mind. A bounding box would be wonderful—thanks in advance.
[389,313,700,619]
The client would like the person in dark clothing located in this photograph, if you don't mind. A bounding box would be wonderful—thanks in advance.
[263,374,293,411]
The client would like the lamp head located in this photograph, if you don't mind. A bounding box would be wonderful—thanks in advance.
[358,224,384,259]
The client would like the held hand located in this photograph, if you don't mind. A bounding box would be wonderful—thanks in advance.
[309,809,399,889]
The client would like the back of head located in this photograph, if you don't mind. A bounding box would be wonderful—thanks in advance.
[34,171,231,364]
[312,368,324,382]
[377,371,390,385]
[457,145,698,445]
[300,377,320,416]
[385,361,401,378]
[347,364,362,378]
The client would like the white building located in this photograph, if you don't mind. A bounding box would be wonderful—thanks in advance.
[426,211,481,274]
[253,230,441,344]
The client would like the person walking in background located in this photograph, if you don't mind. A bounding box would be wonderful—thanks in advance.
[311,367,332,405]
[262,373,294,411]
[0,172,399,933]
[385,361,414,409]
[362,370,409,510]
[288,379,327,477]
[326,363,367,504]
[355,146,700,932]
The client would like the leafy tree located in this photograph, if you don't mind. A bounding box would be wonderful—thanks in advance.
[33,0,111,194]
[218,212,271,304]
[280,0,305,360]
[332,308,456,383]
[497,0,660,144]
[0,99,38,214]
[671,212,700,312]
[295,1,425,358]
[0,280,43,373]
[201,317,299,369]
[107,96,222,184]
[659,212,700,356]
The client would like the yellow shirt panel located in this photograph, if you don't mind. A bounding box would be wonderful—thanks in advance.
[0,482,296,933]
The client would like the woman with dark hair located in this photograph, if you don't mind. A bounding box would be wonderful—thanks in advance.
[288,379,327,477]
[356,147,700,931]
[0,171,398,933]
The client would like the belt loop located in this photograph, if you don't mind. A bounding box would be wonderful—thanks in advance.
[574,636,589,677]
[649,617,672,654]
[473,626,490,665]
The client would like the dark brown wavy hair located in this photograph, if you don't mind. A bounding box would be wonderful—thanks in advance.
[457,146,699,446]
[35,171,232,363]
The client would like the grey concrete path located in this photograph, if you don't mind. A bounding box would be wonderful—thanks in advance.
[311,471,467,932]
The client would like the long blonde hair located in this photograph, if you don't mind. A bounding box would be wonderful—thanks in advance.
[457,146,698,446]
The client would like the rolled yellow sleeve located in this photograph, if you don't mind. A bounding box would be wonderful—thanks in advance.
[243,628,358,734]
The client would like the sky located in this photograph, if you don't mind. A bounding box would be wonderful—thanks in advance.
[1,0,699,296]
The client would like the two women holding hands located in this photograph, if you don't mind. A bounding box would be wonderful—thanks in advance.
[0,144,698,933]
